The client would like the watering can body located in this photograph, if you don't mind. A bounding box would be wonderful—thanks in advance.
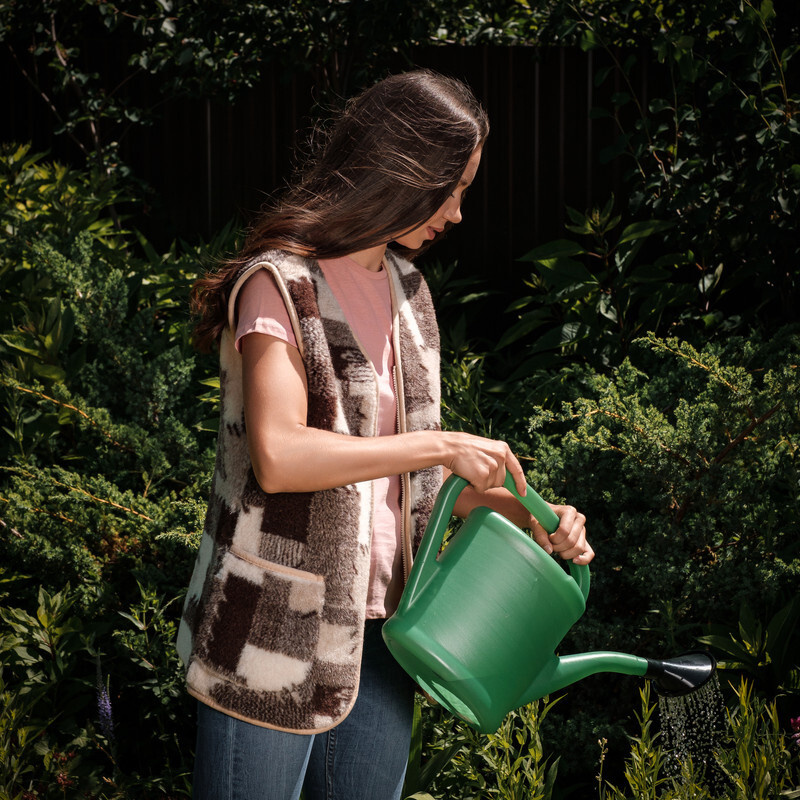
[383,474,650,733]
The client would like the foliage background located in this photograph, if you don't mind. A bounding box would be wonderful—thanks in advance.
[1,0,799,796]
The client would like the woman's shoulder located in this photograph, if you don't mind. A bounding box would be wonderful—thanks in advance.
[241,248,309,271]
[235,249,319,286]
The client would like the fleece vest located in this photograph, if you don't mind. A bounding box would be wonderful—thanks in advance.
[177,249,442,733]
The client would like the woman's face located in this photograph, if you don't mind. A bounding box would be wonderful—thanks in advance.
[393,147,483,250]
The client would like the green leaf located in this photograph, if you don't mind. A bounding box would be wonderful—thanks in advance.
[506,295,535,313]
[32,363,67,382]
[536,258,597,291]
[617,220,674,245]
[135,229,163,265]
[764,596,800,672]
[530,322,588,353]
[760,0,776,22]
[600,134,631,164]
[495,309,550,350]
[579,28,599,52]
[195,418,221,432]
[626,264,673,283]
[649,98,672,114]
[565,206,587,226]
[519,240,586,262]
[417,739,464,791]
[0,337,41,358]
[597,294,618,323]
[118,611,147,631]
[594,65,615,87]
[695,634,754,663]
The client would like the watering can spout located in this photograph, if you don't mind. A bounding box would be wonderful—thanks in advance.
[519,651,651,706]
[644,652,717,696]
[518,650,717,707]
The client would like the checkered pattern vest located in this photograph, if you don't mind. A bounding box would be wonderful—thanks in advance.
[177,249,442,732]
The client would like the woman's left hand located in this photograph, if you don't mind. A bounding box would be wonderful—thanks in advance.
[446,469,595,564]
[529,504,594,564]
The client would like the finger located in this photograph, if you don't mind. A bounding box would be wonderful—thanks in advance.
[570,543,595,565]
[548,506,585,550]
[505,450,527,497]
[530,519,554,555]
[559,541,589,561]
[554,523,591,562]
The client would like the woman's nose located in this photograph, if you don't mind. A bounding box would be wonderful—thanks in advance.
[443,197,462,224]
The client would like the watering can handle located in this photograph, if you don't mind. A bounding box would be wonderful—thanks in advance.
[405,473,590,607]
[501,473,591,602]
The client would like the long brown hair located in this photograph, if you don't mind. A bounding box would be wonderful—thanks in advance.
[191,69,489,351]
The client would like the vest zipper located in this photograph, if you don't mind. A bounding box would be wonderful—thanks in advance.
[393,365,413,584]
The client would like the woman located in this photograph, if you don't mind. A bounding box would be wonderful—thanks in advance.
[179,69,593,800]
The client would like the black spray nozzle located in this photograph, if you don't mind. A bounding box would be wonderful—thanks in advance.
[645,651,717,697]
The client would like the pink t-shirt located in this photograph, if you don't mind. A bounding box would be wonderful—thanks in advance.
[235,256,404,618]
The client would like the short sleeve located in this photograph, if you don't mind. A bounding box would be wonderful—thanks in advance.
[234,269,298,352]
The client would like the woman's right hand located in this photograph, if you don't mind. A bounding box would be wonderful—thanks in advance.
[441,431,527,496]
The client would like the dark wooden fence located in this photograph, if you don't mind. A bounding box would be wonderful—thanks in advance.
[5,45,660,282]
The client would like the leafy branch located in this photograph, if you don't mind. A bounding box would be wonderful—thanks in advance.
[1,466,154,522]
[0,377,133,452]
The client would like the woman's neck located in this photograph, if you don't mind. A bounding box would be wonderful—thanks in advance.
[347,243,387,272]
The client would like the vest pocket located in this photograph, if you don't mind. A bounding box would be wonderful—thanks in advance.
[194,545,325,691]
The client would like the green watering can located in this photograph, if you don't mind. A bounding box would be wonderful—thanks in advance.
[382,473,715,734]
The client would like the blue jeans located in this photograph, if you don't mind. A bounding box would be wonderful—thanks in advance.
[192,619,415,800]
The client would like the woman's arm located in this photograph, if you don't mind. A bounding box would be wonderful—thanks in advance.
[241,331,527,496]
[447,470,595,565]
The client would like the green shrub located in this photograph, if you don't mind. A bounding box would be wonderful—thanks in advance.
[0,581,194,798]
[0,144,230,794]
[0,584,101,797]
[597,680,800,799]
[509,329,800,784]
[414,679,799,799]
[415,696,560,800]
[0,143,226,610]
[534,330,799,626]
[500,1,800,381]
